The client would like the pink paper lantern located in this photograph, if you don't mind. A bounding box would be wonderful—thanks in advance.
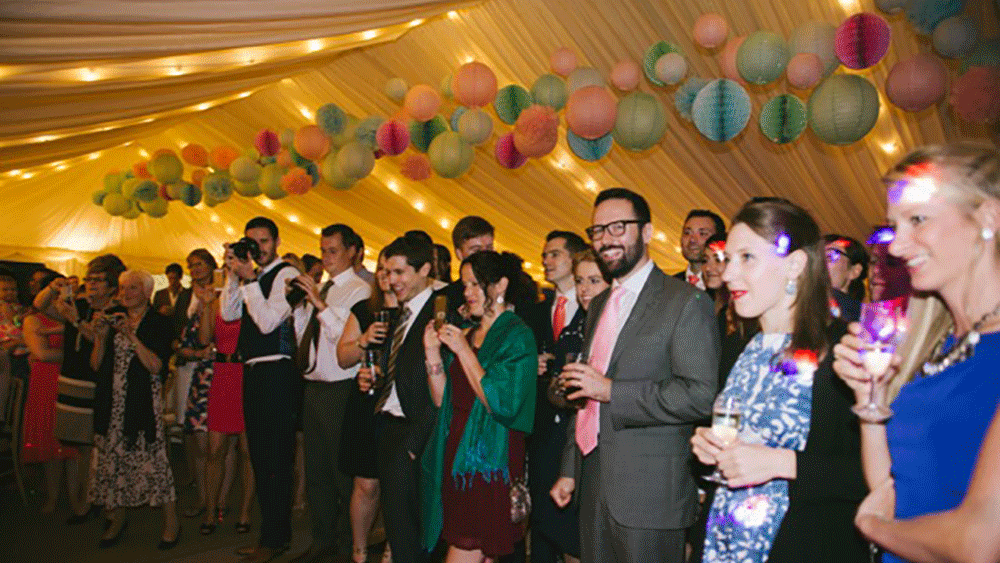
[404,84,442,122]
[885,54,948,112]
[293,125,331,161]
[718,36,748,85]
[401,153,432,181]
[452,62,498,108]
[786,53,824,90]
[496,133,528,169]
[835,13,891,70]
[255,129,281,157]
[565,86,618,140]
[513,104,559,158]
[610,60,641,91]
[694,13,729,49]
[376,120,410,155]
[951,66,1000,124]
[550,48,578,77]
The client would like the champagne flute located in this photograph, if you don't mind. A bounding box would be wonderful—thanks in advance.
[704,395,742,485]
[363,348,382,396]
[852,300,906,422]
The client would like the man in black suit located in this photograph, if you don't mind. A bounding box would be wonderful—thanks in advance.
[673,210,725,292]
[357,234,441,563]
[442,216,494,321]
[153,262,192,338]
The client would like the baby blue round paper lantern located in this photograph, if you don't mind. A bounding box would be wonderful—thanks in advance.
[531,74,568,111]
[906,0,964,36]
[808,74,880,145]
[316,104,346,136]
[691,79,752,142]
[644,41,682,86]
[674,77,710,122]
[427,132,474,179]
[355,116,385,150]
[450,107,467,131]
[933,15,979,59]
[457,108,493,145]
[203,173,234,203]
[612,92,666,152]
[567,130,613,161]
[759,94,808,144]
[737,31,790,85]
[494,85,533,124]
[409,116,448,153]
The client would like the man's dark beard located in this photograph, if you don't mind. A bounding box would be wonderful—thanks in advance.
[598,236,644,279]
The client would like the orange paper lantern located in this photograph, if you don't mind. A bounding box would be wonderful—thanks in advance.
[209,146,239,170]
[293,125,331,161]
[452,62,498,108]
[565,86,618,140]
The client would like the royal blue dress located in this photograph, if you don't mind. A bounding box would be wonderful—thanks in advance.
[884,332,1000,563]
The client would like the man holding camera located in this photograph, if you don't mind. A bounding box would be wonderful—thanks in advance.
[221,217,302,563]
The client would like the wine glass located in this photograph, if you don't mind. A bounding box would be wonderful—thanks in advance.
[704,395,742,485]
[852,299,907,422]
[363,348,382,396]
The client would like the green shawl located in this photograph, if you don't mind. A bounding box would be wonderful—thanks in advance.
[420,310,537,551]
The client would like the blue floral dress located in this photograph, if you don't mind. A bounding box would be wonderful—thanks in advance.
[703,333,813,563]
[182,311,213,433]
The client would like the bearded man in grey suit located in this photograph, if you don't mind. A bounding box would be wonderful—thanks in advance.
[551,187,720,563]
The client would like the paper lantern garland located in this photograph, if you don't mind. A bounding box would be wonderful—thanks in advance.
[737,31,790,85]
[759,94,808,144]
[644,41,683,86]
[612,92,666,152]
[835,13,891,70]
[691,79,752,142]
[808,74,880,145]
[494,85,533,124]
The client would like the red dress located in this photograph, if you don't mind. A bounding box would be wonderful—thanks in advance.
[21,314,77,463]
[440,347,526,557]
[207,315,244,434]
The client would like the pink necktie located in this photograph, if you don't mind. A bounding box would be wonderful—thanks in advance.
[576,286,626,456]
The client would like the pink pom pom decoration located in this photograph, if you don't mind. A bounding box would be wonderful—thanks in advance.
[495,133,528,169]
[718,36,748,85]
[513,105,559,158]
[950,66,1000,124]
[694,13,729,49]
[404,84,442,122]
[376,120,410,155]
[452,62,498,108]
[255,130,281,157]
[885,54,948,112]
[610,60,641,91]
[835,13,891,70]
[293,125,331,161]
[401,153,432,181]
[786,53,824,90]
[565,86,618,140]
[550,48,578,77]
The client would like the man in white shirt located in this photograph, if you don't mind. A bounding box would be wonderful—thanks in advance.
[221,217,301,563]
[673,209,726,293]
[289,225,371,563]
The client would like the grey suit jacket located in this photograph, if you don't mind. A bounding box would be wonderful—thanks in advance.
[561,265,719,529]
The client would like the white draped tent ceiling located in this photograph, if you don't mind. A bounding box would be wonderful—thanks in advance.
[0,0,996,278]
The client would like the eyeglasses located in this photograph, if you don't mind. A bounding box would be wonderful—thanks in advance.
[585,220,644,241]
[825,248,847,264]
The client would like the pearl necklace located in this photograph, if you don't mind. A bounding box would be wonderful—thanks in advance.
[921,301,1000,377]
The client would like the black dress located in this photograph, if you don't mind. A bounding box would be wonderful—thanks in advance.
[338,301,399,478]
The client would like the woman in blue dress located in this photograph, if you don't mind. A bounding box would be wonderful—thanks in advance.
[833,143,1000,563]
[691,198,867,563]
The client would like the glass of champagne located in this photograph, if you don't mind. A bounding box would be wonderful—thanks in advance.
[852,299,907,422]
[363,348,382,396]
[705,395,742,485]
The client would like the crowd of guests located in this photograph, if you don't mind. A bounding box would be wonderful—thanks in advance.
[2,141,999,563]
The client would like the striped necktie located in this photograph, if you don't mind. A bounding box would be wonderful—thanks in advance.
[295,280,333,374]
[374,305,411,412]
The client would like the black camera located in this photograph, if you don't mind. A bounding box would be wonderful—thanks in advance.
[231,237,261,262]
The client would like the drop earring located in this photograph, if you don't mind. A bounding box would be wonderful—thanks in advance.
[982,228,995,241]
[785,279,797,295]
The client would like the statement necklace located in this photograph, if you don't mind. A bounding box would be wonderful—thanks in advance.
[921,301,1000,377]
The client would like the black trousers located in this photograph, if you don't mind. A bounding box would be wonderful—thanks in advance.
[376,414,426,563]
[242,359,302,549]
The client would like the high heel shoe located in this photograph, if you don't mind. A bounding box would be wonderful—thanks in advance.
[158,526,182,550]
[352,546,368,563]
[98,520,127,549]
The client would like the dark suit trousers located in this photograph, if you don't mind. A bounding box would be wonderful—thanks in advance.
[579,446,685,563]
[303,379,353,554]
[243,359,301,549]
[376,414,426,563]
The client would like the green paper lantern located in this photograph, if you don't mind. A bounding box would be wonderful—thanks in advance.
[531,74,568,111]
[759,94,807,144]
[149,153,184,184]
[102,193,130,216]
[737,31,790,85]
[457,108,493,145]
[790,21,839,77]
[178,183,202,206]
[121,201,142,220]
[234,180,262,197]
[203,173,234,203]
[331,115,359,147]
[335,142,375,179]
[259,163,283,194]
[808,74,880,145]
[121,178,158,202]
[440,73,454,99]
[428,132,474,179]
[612,92,666,152]
[493,85,533,124]
[103,171,126,193]
[321,153,357,190]
[140,197,169,218]
[644,41,682,86]
[92,190,108,206]
[230,156,262,184]
[409,116,448,153]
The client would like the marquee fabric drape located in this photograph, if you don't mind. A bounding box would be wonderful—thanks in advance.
[0,0,994,277]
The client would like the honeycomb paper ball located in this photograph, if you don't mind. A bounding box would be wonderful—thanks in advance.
[404,84,442,122]
[737,31,790,85]
[281,167,312,195]
[495,133,528,169]
[808,74,880,145]
[409,116,448,153]
[790,21,840,77]
[335,142,375,179]
[694,13,729,49]
[209,146,239,170]
[203,173,234,202]
[457,108,493,145]
[531,74,568,110]
[951,66,1000,124]
[654,53,687,85]
[835,13,891,70]
[759,94,808,143]
[452,62,498,108]
[254,130,281,157]
[315,104,347,137]
[567,130,613,161]
[610,60,642,91]
[513,104,559,157]
[384,78,409,102]
[933,15,979,59]
[230,156,262,184]
[886,54,948,112]
[550,47,578,76]
[428,132,474,179]
[612,91,666,152]
[294,125,331,161]
[132,161,152,179]
[691,78,752,142]
[181,144,209,167]
[786,52,824,90]
[565,86,618,140]
[355,116,385,150]
[644,41,682,86]
[567,67,605,93]
[178,183,202,206]
[494,84,533,124]
[718,36,748,85]
[102,192,130,216]
[140,197,169,218]
[376,120,410,155]
[401,153,432,180]
[122,178,159,202]
[150,153,183,184]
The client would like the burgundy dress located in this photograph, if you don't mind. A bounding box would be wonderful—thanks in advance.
[440,346,526,557]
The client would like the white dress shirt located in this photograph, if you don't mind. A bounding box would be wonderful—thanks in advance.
[380,284,433,417]
[550,285,579,337]
[683,264,706,291]
[293,269,371,382]
[220,258,300,365]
